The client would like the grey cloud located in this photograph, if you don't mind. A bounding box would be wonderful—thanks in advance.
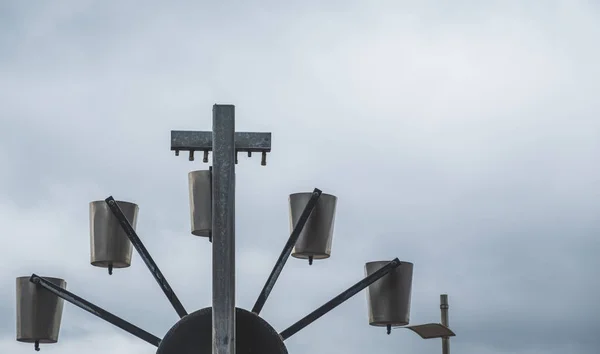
[2,1,600,354]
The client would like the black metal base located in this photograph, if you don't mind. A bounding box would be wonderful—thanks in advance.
[157,307,288,354]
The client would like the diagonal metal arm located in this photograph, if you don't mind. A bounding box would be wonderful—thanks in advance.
[279,258,401,341]
[252,188,322,315]
[105,196,188,319]
[30,274,161,347]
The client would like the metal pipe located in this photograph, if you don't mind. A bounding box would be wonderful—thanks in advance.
[252,188,322,315]
[29,274,161,347]
[104,196,188,319]
[212,104,236,354]
[441,294,449,354]
[279,258,402,340]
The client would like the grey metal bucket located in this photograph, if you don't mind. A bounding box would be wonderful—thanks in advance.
[289,192,337,263]
[188,170,212,237]
[365,261,414,327]
[16,276,66,346]
[90,200,138,272]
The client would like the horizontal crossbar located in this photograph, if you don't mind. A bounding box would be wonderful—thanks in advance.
[171,131,271,153]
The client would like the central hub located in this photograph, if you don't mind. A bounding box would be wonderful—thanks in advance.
[157,307,288,354]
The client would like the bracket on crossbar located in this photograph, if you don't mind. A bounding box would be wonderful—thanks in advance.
[171,130,272,165]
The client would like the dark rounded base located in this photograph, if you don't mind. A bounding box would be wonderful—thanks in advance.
[91,260,131,268]
[191,229,211,237]
[157,307,287,354]
[291,252,330,260]
[16,338,57,344]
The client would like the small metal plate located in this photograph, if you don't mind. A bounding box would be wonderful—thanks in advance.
[156,307,288,354]
[405,323,456,339]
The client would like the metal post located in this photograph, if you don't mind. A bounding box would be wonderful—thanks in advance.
[440,294,449,354]
[212,104,236,354]
[170,105,271,353]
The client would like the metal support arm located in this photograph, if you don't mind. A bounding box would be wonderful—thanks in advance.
[29,274,161,347]
[105,196,188,319]
[252,188,322,315]
[279,258,402,340]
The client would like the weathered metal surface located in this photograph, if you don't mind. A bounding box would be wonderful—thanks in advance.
[105,196,188,318]
[157,307,287,354]
[252,188,322,315]
[16,276,66,346]
[90,200,138,271]
[188,170,212,237]
[365,261,414,327]
[171,131,272,152]
[280,258,401,340]
[28,274,161,346]
[289,192,337,263]
[211,104,236,354]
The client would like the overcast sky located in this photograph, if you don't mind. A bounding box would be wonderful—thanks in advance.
[1,1,599,353]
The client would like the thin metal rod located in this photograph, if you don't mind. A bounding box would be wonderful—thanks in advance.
[212,104,236,354]
[252,188,323,315]
[104,196,188,319]
[29,274,161,347]
[279,258,402,341]
[441,294,450,354]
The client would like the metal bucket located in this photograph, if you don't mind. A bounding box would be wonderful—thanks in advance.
[188,170,212,237]
[90,200,138,271]
[16,276,66,345]
[289,192,337,263]
[365,261,413,327]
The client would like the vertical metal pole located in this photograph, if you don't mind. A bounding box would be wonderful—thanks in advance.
[212,104,236,354]
[440,294,449,354]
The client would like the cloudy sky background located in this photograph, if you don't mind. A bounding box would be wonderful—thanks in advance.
[1,1,599,353]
